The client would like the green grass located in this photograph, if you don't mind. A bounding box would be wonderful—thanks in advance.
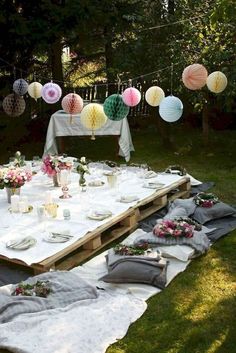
[0,123,236,353]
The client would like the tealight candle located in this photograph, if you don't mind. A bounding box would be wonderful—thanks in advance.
[11,195,20,212]
[60,170,68,186]
[45,191,53,205]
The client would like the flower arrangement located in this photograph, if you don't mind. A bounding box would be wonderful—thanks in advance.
[0,167,32,189]
[42,155,73,177]
[10,151,26,167]
[174,217,202,231]
[194,192,219,208]
[153,219,194,238]
[76,157,90,188]
[114,242,149,256]
[12,280,51,298]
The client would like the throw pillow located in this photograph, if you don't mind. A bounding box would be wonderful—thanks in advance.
[192,202,236,224]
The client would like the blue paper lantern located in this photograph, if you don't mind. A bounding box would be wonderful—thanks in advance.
[159,95,183,122]
[103,94,129,121]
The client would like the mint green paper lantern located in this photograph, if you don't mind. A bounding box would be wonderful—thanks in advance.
[103,94,129,121]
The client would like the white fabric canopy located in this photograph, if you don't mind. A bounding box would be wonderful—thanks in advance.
[43,110,135,162]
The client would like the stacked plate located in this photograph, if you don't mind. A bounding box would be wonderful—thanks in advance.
[44,231,73,243]
[87,209,112,221]
[143,181,165,189]
[118,195,139,203]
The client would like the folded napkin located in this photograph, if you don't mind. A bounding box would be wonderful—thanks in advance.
[88,209,112,220]
[143,182,165,189]
[119,195,139,203]
[6,236,37,250]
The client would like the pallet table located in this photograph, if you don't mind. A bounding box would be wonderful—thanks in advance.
[0,176,190,274]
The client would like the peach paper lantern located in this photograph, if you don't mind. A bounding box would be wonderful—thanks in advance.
[182,64,208,90]
[42,82,62,104]
[206,71,228,93]
[122,87,141,107]
[3,93,26,117]
[28,82,43,101]
[145,86,165,106]
[80,103,107,139]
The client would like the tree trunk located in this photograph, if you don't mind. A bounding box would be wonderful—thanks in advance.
[50,38,64,86]
[202,103,209,146]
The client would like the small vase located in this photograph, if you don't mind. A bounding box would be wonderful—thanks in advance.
[6,187,21,203]
[52,173,60,187]
[79,173,86,192]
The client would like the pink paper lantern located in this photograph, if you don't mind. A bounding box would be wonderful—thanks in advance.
[182,64,208,90]
[61,93,83,114]
[122,87,141,107]
[42,82,62,104]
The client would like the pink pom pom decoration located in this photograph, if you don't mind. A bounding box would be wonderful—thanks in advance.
[42,82,62,104]
[182,64,208,90]
[61,93,83,114]
[122,87,141,107]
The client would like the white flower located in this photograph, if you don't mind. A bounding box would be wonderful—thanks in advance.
[80,157,86,163]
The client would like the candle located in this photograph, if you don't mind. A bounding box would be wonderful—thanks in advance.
[60,170,68,186]
[45,191,52,205]
[11,195,20,212]
[21,196,29,212]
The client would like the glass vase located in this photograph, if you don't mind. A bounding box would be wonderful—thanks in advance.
[79,173,86,192]
[6,187,21,203]
[52,173,60,187]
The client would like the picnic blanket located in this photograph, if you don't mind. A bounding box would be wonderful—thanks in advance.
[0,271,98,324]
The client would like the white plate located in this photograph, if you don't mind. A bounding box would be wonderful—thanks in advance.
[44,232,73,243]
[119,195,139,203]
[87,210,112,220]
[143,182,165,189]
[88,180,105,187]
[6,236,37,250]
[144,171,157,179]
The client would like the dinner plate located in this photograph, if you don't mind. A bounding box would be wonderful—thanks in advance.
[44,232,73,243]
[143,182,165,189]
[143,171,158,179]
[88,180,105,187]
[87,210,112,220]
[6,236,37,250]
[118,195,139,203]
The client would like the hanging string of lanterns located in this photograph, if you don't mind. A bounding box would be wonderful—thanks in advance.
[2,62,228,123]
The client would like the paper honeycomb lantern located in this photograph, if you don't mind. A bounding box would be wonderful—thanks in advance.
[42,82,62,104]
[13,79,28,96]
[206,71,228,93]
[159,95,183,122]
[28,82,43,101]
[145,86,165,107]
[80,103,107,139]
[62,93,83,114]
[3,93,26,117]
[182,64,208,90]
[122,87,141,107]
[103,94,129,121]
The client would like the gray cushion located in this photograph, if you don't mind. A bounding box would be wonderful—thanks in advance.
[192,202,236,224]
[167,197,197,217]
[163,206,188,220]
[100,249,168,289]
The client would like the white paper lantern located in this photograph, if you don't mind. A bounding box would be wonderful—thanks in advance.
[206,71,228,93]
[145,86,165,106]
[28,82,43,101]
[42,82,62,104]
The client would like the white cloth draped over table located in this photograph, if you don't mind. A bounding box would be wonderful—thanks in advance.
[43,110,135,162]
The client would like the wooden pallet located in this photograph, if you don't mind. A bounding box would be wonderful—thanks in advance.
[0,176,190,274]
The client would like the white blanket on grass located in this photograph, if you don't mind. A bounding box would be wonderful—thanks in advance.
[0,229,194,353]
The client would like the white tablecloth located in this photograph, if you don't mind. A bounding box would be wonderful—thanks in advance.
[43,110,135,162]
[0,168,184,266]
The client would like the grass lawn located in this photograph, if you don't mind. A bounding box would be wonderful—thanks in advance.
[0,122,235,353]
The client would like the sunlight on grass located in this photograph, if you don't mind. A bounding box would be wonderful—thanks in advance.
[205,331,228,353]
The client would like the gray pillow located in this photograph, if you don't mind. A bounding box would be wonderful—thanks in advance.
[168,197,197,217]
[192,202,236,224]
[163,206,188,220]
[100,250,168,289]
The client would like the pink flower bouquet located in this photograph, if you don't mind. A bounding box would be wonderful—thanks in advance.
[42,155,73,177]
[153,219,194,239]
[2,168,32,188]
